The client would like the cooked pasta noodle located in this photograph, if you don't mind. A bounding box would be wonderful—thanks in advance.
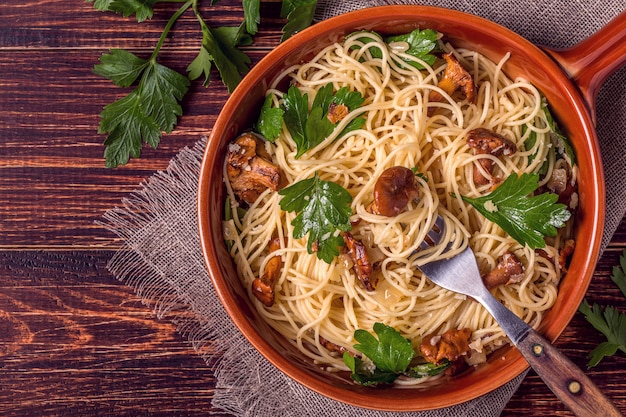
[222,30,575,385]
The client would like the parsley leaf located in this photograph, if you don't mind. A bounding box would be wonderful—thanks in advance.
[579,249,626,367]
[333,86,366,110]
[256,94,285,142]
[461,173,571,249]
[384,28,439,69]
[278,173,353,263]
[190,18,251,92]
[282,83,365,158]
[612,249,626,298]
[186,42,213,87]
[282,86,309,152]
[93,48,147,87]
[96,52,190,167]
[89,0,158,22]
[342,323,450,386]
[350,29,439,69]
[350,31,385,60]
[405,361,451,378]
[304,106,335,152]
[544,103,576,165]
[90,1,317,167]
[579,302,626,367]
[280,0,317,41]
[242,0,261,35]
[353,323,415,373]
[343,353,401,386]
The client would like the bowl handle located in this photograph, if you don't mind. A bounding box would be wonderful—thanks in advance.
[543,10,626,125]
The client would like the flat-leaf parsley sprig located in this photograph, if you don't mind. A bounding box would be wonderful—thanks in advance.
[278,173,353,263]
[261,82,365,157]
[461,173,571,249]
[579,249,626,367]
[342,323,449,386]
[89,0,317,167]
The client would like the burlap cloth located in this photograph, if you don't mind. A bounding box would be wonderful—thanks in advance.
[102,1,626,415]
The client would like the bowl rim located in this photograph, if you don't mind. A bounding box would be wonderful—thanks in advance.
[198,4,605,411]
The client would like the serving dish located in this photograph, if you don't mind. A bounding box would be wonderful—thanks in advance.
[198,6,626,411]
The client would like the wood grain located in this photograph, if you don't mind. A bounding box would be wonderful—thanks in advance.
[0,250,226,416]
[1,0,625,415]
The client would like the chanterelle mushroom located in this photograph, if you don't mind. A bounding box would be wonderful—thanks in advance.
[545,167,577,210]
[429,52,476,111]
[319,335,347,354]
[226,132,281,205]
[466,128,517,185]
[536,238,575,273]
[368,166,420,217]
[557,239,575,272]
[343,232,377,291]
[420,328,472,365]
[482,251,525,290]
[327,102,350,124]
[251,237,283,307]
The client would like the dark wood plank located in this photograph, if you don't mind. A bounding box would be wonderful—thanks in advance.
[0,0,283,50]
[0,250,226,416]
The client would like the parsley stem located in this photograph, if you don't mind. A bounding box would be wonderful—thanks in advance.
[150,0,194,63]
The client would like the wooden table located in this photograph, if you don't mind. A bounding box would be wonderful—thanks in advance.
[1,1,624,415]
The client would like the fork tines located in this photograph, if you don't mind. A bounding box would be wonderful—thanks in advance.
[419,215,446,251]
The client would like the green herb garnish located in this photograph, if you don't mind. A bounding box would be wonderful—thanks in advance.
[350,28,439,69]
[257,94,285,142]
[342,323,449,386]
[543,102,576,165]
[384,28,439,69]
[579,249,626,367]
[280,0,317,41]
[89,0,317,167]
[94,48,190,168]
[353,323,416,373]
[461,173,571,249]
[280,83,365,158]
[523,100,576,177]
[278,173,353,263]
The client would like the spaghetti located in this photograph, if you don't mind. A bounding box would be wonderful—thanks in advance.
[222,30,576,385]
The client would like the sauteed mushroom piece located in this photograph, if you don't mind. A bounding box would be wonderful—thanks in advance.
[319,335,347,354]
[482,251,525,290]
[466,128,517,185]
[368,166,420,217]
[545,167,577,209]
[251,237,283,307]
[420,328,472,365]
[226,132,281,205]
[343,232,377,291]
[429,52,476,111]
[536,239,575,273]
[327,102,350,124]
[557,239,575,272]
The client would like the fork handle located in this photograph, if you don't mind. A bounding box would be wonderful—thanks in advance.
[516,329,623,416]
[479,291,623,416]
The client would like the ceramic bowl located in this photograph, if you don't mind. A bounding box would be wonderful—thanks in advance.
[198,6,625,411]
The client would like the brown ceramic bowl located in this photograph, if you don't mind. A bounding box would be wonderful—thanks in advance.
[198,6,626,411]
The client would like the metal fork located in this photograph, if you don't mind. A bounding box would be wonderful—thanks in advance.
[415,215,623,417]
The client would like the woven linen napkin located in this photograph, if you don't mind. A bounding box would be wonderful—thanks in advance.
[102,1,626,416]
